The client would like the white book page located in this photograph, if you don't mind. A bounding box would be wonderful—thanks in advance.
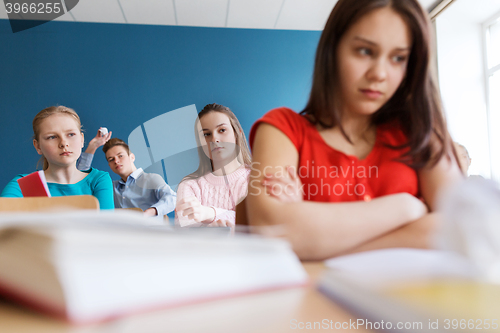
[37,170,51,197]
[324,248,478,287]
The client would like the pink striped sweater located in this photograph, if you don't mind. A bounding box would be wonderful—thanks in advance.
[176,167,250,225]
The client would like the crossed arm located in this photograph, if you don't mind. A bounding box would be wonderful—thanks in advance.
[246,124,462,260]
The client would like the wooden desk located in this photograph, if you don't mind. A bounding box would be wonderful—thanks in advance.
[0,263,371,333]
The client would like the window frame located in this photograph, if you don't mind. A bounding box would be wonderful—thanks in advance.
[482,10,500,180]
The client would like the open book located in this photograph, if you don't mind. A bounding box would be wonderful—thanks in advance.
[318,249,497,332]
[0,211,307,324]
[16,170,51,197]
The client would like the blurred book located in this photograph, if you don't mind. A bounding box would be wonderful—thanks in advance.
[0,211,307,324]
[318,249,497,332]
[17,171,51,197]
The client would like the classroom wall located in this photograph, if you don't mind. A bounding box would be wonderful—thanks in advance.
[0,19,320,188]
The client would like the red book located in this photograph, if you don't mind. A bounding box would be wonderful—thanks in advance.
[17,171,51,197]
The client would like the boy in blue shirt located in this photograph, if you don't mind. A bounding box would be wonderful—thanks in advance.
[102,138,176,217]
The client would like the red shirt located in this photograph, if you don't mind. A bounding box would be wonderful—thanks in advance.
[249,108,419,202]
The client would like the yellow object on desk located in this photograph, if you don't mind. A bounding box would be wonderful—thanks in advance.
[319,248,499,332]
[388,282,500,328]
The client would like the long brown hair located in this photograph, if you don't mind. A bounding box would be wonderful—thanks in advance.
[181,103,252,181]
[302,0,451,168]
[33,105,83,170]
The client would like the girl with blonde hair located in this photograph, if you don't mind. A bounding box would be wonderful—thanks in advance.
[1,106,114,209]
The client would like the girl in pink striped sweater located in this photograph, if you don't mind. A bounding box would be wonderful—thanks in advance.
[175,104,252,227]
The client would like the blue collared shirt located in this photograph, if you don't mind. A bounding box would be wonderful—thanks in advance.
[76,152,94,171]
[113,168,176,216]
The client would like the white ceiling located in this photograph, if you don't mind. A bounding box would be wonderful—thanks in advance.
[437,0,500,23]
[1,0,439,31]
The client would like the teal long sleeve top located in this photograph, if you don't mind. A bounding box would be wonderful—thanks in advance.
[0,168,114,210]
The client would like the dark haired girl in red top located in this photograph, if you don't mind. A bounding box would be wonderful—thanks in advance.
[246,0,462,260]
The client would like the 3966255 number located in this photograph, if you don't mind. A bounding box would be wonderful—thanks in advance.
[5,2,62,15]
[443,319,498,330]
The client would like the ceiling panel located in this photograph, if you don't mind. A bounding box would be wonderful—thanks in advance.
[1,0,448,30]
[119,0,176,25]
[54,11,76,22]
[438,0,500,23]
[70,0,125,23]
[419,0,439,11]
[175,0,228,28]
[0,2,9,19]
[226,0,283,29]
[276,0,337,31]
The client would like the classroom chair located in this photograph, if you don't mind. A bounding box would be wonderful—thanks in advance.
[235,198,249,226]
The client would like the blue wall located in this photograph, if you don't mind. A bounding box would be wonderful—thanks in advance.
[0,19,320,188]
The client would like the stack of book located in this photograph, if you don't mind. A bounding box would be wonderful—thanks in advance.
[0,210,307,324]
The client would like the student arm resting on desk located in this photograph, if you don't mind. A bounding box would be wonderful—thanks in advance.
[145,173,176,217]
[248,123,437,260]
[176,176,241,226]
[344,141,463,255]
[251,126,461,258]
